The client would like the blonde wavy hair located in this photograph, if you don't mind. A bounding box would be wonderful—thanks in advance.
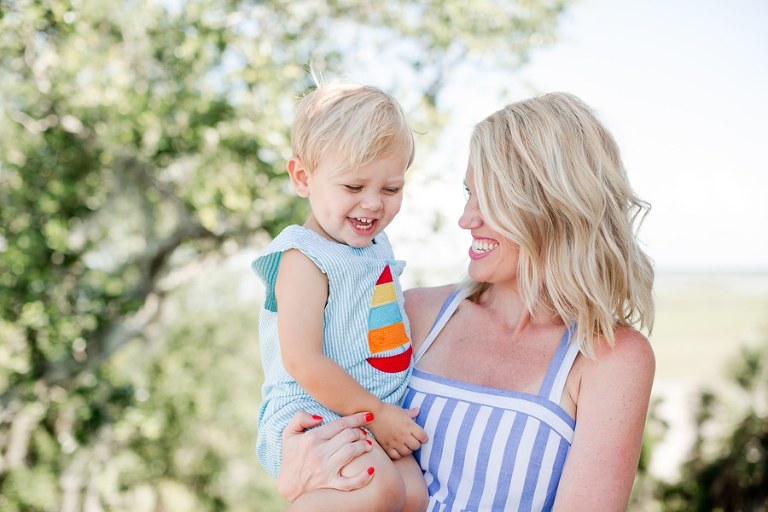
[291,80,414,175]
[461,92,654,358]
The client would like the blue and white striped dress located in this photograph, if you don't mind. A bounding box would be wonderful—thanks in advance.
[402,289,579,511]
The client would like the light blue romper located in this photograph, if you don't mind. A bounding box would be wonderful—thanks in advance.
[252,225,413,477]
[402,288,580,511]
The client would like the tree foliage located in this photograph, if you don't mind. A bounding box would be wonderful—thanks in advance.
[0,0,569,509]
[654,339,768,511]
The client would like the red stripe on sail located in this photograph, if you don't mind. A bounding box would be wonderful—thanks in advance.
[366,346,412,373]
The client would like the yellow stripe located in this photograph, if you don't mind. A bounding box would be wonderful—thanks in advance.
[370,282,397,306]
[368,324,409,353]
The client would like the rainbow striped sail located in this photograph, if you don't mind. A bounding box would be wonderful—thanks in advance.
[366,265,411,373]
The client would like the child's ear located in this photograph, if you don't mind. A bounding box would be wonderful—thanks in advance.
[286,157,310,198]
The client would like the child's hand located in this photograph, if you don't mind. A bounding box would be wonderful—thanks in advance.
[367,403,428,460]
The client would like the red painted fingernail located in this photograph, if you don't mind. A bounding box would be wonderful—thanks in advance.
[364,412,374,422]
[367,466,375,475]
[366,439,372,446]
[360,428,367,436]
[311,415,323,421]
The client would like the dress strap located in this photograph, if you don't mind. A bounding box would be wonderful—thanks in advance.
[413,287,470,363]
[538,325,581,403]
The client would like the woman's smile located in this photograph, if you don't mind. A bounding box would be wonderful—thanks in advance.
[468,237,499,260]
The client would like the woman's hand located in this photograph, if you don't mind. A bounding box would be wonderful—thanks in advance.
[275,411,376,502]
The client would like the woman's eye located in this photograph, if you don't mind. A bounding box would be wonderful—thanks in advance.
[463,186,471,200]
[344,185,363,192]
[384,188,401,194]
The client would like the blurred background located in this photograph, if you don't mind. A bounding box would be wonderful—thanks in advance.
[1,0,766,511]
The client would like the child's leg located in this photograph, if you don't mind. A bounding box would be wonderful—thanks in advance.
[394,454,428,512]
[285,442,405,512]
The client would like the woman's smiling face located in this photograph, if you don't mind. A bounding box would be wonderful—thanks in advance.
[458,165,522,286]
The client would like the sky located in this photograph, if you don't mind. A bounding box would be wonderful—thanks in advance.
[385,0,768,283]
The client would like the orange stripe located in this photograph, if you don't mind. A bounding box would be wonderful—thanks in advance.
[368,323,409,353]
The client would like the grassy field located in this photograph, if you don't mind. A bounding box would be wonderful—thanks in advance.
[652,272,768,382]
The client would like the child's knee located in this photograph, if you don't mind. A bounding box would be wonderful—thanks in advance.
[402,481,428,512]
[367,463,406,512]
[403,486,429,512]
[395,454,428,512]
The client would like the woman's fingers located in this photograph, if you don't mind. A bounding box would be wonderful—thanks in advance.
[276,411,376,501]
[323,424,373,468]
[332,464,376,491]
[327,439,377,491]
[282,410,324,437]
[308,411,374,440]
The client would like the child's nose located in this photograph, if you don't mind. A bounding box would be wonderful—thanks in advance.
[361,192,383,211]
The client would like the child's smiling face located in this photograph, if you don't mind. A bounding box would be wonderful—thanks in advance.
[295,149,408,247]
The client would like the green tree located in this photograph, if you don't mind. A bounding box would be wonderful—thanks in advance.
[0,0,569,509]
[655,338,768,511]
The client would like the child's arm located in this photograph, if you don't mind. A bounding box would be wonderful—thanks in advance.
[276,249,426,457]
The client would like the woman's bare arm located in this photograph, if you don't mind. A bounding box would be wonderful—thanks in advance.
[553,327,655,511]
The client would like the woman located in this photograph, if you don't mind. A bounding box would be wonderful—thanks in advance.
[272,92,655,511]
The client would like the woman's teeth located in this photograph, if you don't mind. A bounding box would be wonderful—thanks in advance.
[472,239,499,252]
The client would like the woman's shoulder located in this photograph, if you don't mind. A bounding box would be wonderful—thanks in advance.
[580,326,655,386]
[565,325,655,419]
[605,326,654,364]
[404,284,456,311]
[404,284,457,338]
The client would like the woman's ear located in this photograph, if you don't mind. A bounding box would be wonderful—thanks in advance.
[286,157,310,198]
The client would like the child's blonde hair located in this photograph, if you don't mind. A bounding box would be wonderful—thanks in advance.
[291,80,414,175]
[461,92,654,358]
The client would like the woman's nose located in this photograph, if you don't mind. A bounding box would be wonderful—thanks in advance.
[458,201,482,230]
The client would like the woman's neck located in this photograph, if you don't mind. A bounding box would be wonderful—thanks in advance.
[478,283,560,333]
